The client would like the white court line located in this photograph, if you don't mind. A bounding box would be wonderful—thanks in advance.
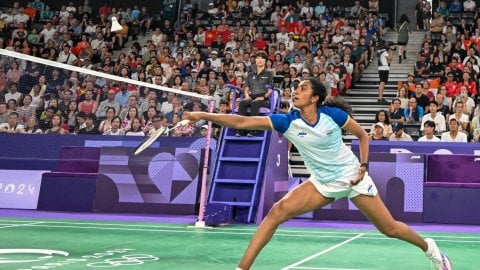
[0,221,479,243]
[0,222,43,229]
[291,267,370,270]
[281,233,364,270]
[0,219,478,239]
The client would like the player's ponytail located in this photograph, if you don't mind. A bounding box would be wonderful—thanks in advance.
[308,78,353,116]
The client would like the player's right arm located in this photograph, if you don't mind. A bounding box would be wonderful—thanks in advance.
[184,111,273,131]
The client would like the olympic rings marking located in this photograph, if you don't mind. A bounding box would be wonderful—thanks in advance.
[86,254,159,268]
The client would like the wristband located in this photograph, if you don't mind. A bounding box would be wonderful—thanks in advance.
[360,163,368,170]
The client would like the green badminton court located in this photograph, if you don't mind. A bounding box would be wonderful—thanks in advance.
[0,217,478,270]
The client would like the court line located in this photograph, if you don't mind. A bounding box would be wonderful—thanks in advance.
[0,219,478,240]
[291,267,370,270]
[281,233,364,270]
[0,221,478,243]
[0,222,43,229]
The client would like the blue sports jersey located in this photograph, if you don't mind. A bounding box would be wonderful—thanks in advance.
[269,106,359,183]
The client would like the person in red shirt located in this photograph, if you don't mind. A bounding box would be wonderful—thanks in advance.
[457,72,477,96]
[442,72,459,97]
[253,33,267,51]
[99,2,111,16]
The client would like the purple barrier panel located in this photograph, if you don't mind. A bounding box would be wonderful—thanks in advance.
[94,147,201,215]
[311,153,425,222]
[427,155,480,183]
[58,147,101,173]
[352,140,480,155]
[424,186,480,225]
[255,131,289,223]
[0,170,48,209]
[38,173,97,212]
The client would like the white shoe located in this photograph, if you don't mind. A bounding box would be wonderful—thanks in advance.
[425,238,452,270]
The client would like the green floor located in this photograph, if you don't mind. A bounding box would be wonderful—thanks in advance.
[0,218,478,270]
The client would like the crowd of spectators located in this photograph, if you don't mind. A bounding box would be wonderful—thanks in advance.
[0,0,477,142]
[391,0,480,142]
[0,0,385,137]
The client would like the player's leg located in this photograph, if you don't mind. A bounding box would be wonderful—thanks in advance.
[351,194,452,270]
[237,181,334,270]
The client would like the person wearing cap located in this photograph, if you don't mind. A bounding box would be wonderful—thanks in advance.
[207,50,222,72]
[236,51,273,136]
[441,118,468,142]
[418,121,441,142]
[389,122,413,141]
[369,122,388,140]
[414,53,429,77]
[369,110,393,137]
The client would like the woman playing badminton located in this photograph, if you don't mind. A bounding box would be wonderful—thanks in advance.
[183,78,452,270]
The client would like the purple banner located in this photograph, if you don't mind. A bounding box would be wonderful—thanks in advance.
[0,170,48,209]
[352,140,480,155]
[94,147,202,214]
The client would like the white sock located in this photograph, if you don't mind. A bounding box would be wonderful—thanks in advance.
[425,238,434,257]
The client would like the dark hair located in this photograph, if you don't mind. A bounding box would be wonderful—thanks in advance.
[424,120,436,128]
[375,109,390,125]
[308,78,352,115]
[398,14,410,24]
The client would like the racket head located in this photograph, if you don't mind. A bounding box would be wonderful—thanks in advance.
[133,126,168,155]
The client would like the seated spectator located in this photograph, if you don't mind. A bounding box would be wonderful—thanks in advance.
[0,112,25,133]
[430,11,444,34]
[389,122,413,141]
[464,0,476,12]
[0,102,8,124]
[44,114,68,134]
[418,121,441,142]
[404,97,424,123]
[421,101,447,133]
[98,107,116,133]
[24,116,43,134]
[369,122,388,140]
[125,117,145,136]
[390,98,405,123]
[103,116,125,135]
[369,110,393,138]
[77,113,99,134]
[448,100,470,132]
[471,106,480,141]
[441,118,468,142]
[435,92,451,118]
[449,0,462,13]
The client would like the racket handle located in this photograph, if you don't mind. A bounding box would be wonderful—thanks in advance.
[174,119,190,129]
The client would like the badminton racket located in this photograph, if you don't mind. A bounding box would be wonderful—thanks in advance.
[133,119,190,155]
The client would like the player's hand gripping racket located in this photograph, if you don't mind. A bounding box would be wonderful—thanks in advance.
[133,119,190,155]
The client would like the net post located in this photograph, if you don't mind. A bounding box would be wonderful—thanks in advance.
[195,98,216,228]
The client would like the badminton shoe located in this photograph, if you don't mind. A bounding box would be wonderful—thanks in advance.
[425,238,452,270]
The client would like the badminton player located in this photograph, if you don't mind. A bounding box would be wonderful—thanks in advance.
[184,78,452,270]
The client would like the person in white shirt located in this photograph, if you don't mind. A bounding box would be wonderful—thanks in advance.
[276,26,289,45]
[448,100,470,131]
[13,8,29,27]
[389,122,413,141]
[0,112,25,133]
[420,101,446,133]
[441,119,468,142]
[57,44,77,65]
[452,86,476,116]
[464,0,476,11]
[418,121,441,142]
[40,22,56,44]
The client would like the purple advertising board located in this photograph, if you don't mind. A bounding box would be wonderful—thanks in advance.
[0,170,49,209]
[352,140,480,155]
[94,147,202,214]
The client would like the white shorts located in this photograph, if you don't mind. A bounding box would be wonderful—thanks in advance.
[309,171,378,201]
